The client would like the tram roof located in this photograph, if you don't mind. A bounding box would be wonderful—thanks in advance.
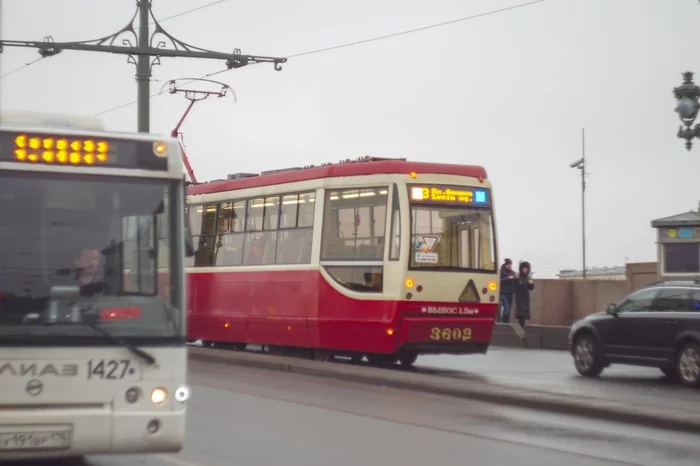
[187,157,488,195]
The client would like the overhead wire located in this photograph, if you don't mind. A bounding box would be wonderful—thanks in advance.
[0,0,232,81]
[94,0,548,117]
[0,56,43,79]
[286,0,546,59]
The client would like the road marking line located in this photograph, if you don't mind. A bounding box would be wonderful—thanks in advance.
[155,453,206,466]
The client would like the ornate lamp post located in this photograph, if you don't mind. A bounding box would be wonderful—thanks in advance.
[673,71,700,150]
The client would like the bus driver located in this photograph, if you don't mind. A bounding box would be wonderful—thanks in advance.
[73,247,104,296]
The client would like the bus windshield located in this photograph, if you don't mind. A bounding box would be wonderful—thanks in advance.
[0,173,182,341]
[410,205,496,272]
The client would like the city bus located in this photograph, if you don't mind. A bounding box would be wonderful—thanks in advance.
[0,112,193,462]
[186,156,500,367]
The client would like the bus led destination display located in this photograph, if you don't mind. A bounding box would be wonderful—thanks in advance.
[0,130,169,171]
[408,184,490,206]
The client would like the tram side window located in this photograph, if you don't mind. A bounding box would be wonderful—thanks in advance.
[188,191,315,268]
[321,187,388,260]
[323,266,383,293]
[192,204,219,267]
[389,184,401,261]
[275,192,315,265]
[216,200,246,266]
[185,204,202,267]
[243,197,275,265]
[298,192,315,228]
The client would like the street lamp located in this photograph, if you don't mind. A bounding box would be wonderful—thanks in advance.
[570,128,587,279]
[673,71,700,150]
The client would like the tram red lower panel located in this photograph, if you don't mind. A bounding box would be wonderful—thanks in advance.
[186,270,497,355]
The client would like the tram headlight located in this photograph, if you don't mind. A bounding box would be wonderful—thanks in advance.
[150,387,167,404]
[174,385,191,403]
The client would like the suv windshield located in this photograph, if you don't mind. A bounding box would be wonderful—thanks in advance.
[410,205,495,272]
[0,173,182,342]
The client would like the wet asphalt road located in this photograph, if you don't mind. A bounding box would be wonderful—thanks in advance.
[414,347,700,411]
[50,359,700,466]
[194,342,700,412]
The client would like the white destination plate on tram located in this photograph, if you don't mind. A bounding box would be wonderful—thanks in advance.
[87,359,141,380]
[0,430,71,451]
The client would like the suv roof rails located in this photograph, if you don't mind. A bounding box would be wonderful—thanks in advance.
[648,279,700,286]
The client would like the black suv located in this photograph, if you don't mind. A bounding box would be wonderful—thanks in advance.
[568,281,700,387]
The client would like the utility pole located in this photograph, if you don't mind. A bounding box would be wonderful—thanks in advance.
[0,0,286,133]
[581,128,586,279]
[569,128,587,279]
[0,0,4,124]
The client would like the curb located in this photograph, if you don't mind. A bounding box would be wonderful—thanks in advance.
[188,347,700,434]
[491,324,571,350]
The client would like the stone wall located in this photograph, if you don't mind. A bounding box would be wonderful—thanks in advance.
[506,262,658,326]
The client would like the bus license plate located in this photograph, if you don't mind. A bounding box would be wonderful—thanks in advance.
[87,359,141,380]
[0,430,71,451]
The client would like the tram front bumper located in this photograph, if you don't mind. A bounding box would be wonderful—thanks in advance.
[397,316,495,355]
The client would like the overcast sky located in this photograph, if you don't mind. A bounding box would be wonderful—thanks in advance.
[1,0,699,277]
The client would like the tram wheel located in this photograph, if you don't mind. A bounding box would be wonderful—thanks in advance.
[350,354,364,364]
[232,343,248,351]
[268,345,284,356]
[313,349,333,362]
[398,353,418,368]
[367,354,396,365]
[201,340,214,348]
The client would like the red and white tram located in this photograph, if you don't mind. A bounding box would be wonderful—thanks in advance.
[185,156,500,367]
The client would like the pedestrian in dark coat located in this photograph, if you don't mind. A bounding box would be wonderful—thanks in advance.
[498,258,517,323]
[514,261,534,329]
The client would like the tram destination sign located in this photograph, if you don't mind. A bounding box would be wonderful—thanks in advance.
[408,184,491,206]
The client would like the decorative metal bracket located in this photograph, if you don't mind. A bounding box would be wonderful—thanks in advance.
[0,2,287,72]
[0,1,285,133]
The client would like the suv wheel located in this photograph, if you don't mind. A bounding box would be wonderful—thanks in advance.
[573,333,604,377]
[676,341,700,387]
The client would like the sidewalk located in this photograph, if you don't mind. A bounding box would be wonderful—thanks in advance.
[188,346,700,434]
[491,323,570,350]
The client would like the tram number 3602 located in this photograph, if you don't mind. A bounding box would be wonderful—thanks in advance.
[430,327,472,341]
